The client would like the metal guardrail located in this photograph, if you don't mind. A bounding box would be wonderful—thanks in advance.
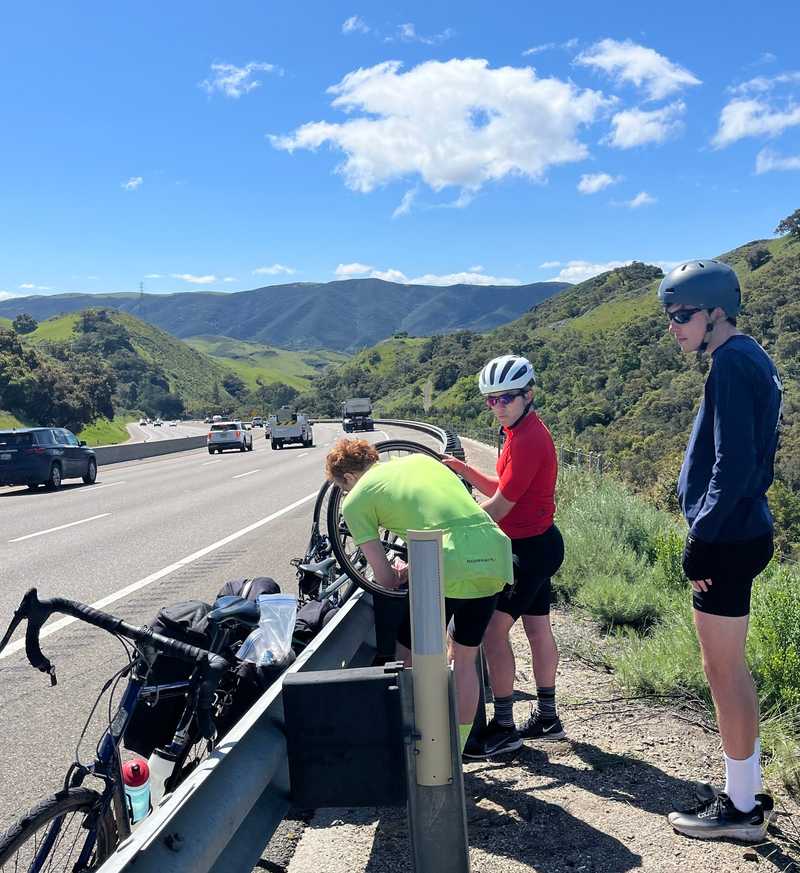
[94,436,207,467]
[98,417,454,873]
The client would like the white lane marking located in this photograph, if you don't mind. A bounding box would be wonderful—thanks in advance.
[9,513,111,543]
[200,460,217,467]
[0,491,318,660]
[93,481,125,491]
[297,452,309,458]
[232,469,260,479]
[375,431,390,440]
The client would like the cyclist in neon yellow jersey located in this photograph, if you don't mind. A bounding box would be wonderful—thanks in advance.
[325,439,513,753]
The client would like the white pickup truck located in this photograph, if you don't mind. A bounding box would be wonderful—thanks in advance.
[268,410,313,450]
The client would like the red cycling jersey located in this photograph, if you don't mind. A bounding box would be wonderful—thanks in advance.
[496,412,557,539]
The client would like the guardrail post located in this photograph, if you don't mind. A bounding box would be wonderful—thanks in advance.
[403,530,470,873]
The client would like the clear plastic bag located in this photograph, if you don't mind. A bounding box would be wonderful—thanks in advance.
[236,593,298,665]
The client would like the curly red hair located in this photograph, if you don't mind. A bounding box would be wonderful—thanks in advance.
[325,438,379,482]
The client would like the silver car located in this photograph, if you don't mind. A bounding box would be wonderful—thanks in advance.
[207,421,254,454]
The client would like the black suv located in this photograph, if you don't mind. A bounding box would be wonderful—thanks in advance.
[0,428,98,490]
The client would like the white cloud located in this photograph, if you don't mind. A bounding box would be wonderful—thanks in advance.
[576,38,701,101]
[394,22,453,45]
[619,191,657,208]
[392,187,418,218]
[523,38,579,57]
[223,276,238,282]
[728,71,800,96]
[713,98,800,148]
[523,43,557,57]
[548,258,678,283]
[271,59,609,197]
[122,176,143,191]
[200,62,280,99]
[606,101,686,148]
[547,260,632,283]
[252,264,296,276]
[577,172,622,194]
[369,267,522,286]
[144,273,163,279]
[0,291,17,301]
[171,273,217,284]
[335,262,373,277]
[469,265,484,272]
[755,147,800,174]
[540,260,561,268]
[18,283,54,291]
[342,15,370,35]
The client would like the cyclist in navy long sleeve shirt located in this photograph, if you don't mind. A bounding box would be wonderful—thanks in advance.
[659,260,782,843]
[679,335,781,545]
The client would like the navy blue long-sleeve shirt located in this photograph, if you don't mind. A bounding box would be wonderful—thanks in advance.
[677,335,782,544]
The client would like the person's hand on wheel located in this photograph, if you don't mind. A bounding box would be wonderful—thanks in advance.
[391,558,409,587]
[440,454,467,475]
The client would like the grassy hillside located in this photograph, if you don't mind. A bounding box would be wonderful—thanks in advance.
[185,335,347,390]
[0,411,27,428]
[25,311,233,409]
[0,317,12,330]
[76,415,136,446]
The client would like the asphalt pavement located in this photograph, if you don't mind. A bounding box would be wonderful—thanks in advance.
[0,422,436,833]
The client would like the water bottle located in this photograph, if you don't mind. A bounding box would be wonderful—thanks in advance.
[147,747,178,810]
[121,758,151,823]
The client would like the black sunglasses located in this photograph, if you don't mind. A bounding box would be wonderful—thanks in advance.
[666,307,704,325]
[485,391,525,408]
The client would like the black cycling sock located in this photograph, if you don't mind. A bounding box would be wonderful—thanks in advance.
[536,687,557,720]
[493,695,514,727]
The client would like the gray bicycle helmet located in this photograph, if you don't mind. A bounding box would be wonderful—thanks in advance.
[657,259,741,317]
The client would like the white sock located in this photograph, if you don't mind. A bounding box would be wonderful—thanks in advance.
[724,751,758,812]
[753,738,763,795]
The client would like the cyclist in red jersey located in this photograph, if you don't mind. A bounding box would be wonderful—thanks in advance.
[442,354,565,757]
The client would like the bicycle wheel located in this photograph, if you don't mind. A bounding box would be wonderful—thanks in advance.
[0,788,116,872]
[327,439,446,598]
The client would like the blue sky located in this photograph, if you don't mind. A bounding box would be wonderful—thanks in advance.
[1,0,799,299]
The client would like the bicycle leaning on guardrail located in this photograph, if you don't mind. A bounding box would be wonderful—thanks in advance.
[0,588,261,871]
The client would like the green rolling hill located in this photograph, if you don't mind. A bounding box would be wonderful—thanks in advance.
[185,335,347,391]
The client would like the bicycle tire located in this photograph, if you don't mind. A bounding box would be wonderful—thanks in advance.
[327,439,445,598]
[0,788,116,872]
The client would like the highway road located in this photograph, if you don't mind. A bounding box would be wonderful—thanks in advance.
[0,423,440,833]
[125,419,209,442]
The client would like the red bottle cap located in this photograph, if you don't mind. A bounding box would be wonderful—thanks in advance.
[122,758,150,787]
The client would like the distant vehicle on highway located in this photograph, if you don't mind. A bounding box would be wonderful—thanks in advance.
[138,418,147,426]
[169,420,178,427]
[268,410,313,450]
[342,397,374,432]
[251,417,263,428]
[211,414,223,423]
[153,419,163,427]
[207,421,253,454]
[0,427,97,490]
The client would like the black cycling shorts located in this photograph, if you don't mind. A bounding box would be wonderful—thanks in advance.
[692,533,774,617]
[396,592,499,649]
[496,524,565,620]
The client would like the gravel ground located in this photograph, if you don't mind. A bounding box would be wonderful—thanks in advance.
[252,435,800,873]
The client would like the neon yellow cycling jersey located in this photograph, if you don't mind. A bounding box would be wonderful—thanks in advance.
[342,454,512,599]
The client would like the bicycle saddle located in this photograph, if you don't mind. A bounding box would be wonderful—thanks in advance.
[208,595,259,626]
[298,556,337,575]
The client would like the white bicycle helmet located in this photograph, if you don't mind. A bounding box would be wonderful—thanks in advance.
[478,355,536,395]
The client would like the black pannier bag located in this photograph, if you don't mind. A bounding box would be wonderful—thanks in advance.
[123,600,214,757]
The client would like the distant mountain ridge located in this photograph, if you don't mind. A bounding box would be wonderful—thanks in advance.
[0,278,570,352]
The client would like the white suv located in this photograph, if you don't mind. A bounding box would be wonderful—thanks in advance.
[207,421,254,454]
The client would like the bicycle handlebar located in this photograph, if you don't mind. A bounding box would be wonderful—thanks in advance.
[0,589,229,740]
